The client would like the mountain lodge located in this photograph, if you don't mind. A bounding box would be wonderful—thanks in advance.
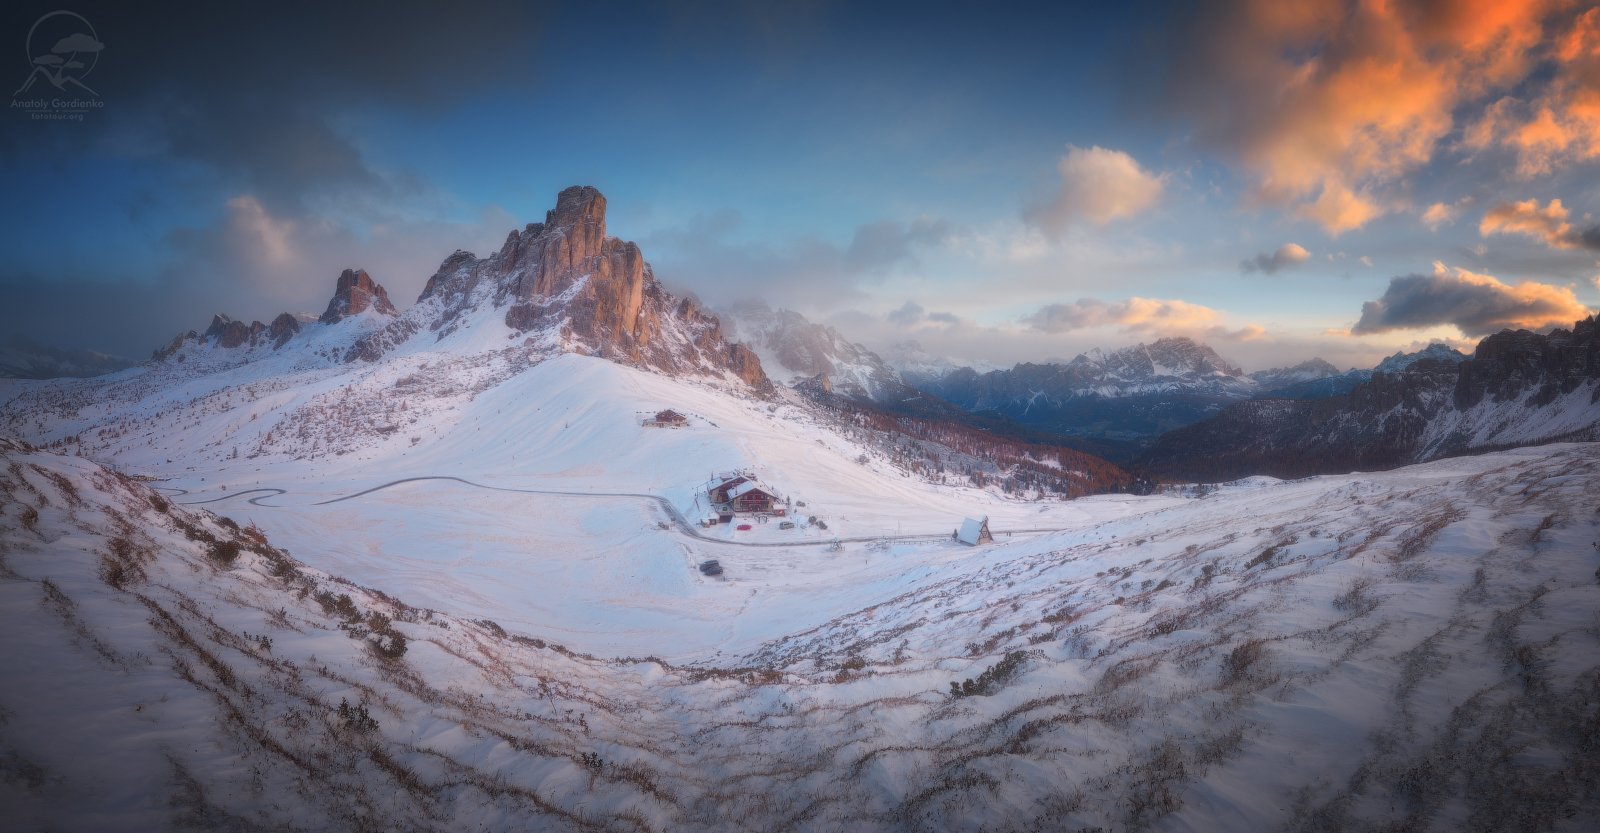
[643,409,688,428]
[705,471,783,516]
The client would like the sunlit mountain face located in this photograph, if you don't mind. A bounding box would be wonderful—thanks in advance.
[2,2,1598,831]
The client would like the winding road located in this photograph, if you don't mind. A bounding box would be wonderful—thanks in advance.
[176,475,1081,549]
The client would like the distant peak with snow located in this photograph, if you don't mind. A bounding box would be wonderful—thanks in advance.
[1374,342,1469,374]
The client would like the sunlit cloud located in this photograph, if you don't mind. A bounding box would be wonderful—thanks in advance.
[1240,242,1310,274]
[1479,198,1600,250]
[1464,7,1600,177]
[1161,0,1587,235]
[1022,296,1221,334]
[1351,260,1591,336]
[1025,145,1163,236]
[1421,197,1473,230]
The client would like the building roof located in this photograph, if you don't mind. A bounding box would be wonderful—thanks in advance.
[957,517,990,546]
[728,480,776,500]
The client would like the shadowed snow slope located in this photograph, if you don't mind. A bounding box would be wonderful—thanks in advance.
[4,438,1598,832]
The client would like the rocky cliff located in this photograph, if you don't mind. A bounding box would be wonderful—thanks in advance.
[320,268,397,323]
[393,185,768,387]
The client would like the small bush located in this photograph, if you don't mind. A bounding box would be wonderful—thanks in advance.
[207,540,241,567]
[1221,639,1268,684]
[149,495,170,513]
[336,698,379,734]
[949,650,1032,698]
[372,631,408,661]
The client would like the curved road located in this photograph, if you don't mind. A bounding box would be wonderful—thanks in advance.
[178,475,1082,549]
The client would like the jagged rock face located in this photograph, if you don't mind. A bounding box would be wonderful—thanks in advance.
[320,269,397,324]
[1456,318,1600,408]
[268,313,301,348]
[409,186,770,388]
[204,314,255,349]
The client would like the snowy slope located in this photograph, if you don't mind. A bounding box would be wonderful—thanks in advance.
[5,439,1598,831]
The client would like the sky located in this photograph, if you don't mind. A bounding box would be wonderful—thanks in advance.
[2,0,1598,372]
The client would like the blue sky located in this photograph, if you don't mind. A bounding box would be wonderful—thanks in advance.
[2,0,1597,370]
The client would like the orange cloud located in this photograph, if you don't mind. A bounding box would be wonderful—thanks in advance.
[1026,146,1164,235]
[1167,0,1587,233]
[1466,6,1600,176]
[1023,297,1220,334]
[1479,198,1600,250]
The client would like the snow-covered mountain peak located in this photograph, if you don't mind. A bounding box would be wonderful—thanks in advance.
[719,300,897,398]
[1374,342,1469,374]
[1249,357,1343,388]
[1059,336,1248,392]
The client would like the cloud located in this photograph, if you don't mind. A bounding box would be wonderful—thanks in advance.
[1422,197,1474,230]
[1,2,546,214]
[1360,255,1374,267]
[846,218,957,275]
[886,300,925,326]
[647,212,958,309]
[1479,198,1600,250]
[1025,145,1163,236]
[1023,297,1222,334]
[1464,7,1600,177]
[1240,242,1311,274]
[1351,261,1591,336]
[1151,0,1587,234]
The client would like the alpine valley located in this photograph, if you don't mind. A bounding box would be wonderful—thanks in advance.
[3,187,1599,833]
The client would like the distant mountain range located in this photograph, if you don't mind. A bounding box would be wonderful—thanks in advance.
[1140,319,1599,481]
[716,303,1597,478]
[0,337,135,379]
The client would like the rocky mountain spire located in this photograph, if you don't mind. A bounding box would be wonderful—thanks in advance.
[320,269,397,324]
[403,185,770,388]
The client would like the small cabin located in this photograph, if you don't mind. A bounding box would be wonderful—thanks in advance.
[643,409,688,428]
[956,516,993,546]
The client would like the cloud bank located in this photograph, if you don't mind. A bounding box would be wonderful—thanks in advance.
[1352,262,1590,336]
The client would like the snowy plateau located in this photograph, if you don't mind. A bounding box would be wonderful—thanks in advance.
[1,187,1598,833]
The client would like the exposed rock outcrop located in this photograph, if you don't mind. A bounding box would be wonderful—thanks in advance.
[320,269,397,324]
[401,186,770,388]
[204,314,257,349]
[268,313,301,348]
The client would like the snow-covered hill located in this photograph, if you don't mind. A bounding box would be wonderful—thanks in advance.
[5,436,1597,831]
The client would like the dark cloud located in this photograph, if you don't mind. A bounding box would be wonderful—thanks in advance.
[1240,243,1310,274]
[926,311,959,324]
[1351,265,1591,336]
[0,1,546,212]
